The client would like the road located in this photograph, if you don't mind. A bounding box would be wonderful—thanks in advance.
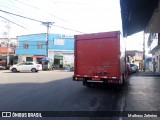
[0,70,160,120]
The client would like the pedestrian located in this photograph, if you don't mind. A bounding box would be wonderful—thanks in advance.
[52,64,56,70]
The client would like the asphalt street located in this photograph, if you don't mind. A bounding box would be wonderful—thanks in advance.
[0,70,160,120]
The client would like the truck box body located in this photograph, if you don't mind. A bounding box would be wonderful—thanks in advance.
[73,31,126,85]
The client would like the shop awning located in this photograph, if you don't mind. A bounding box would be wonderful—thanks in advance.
[120,0,159,37]
[32,55,45,58]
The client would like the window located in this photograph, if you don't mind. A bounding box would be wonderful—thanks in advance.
[10,42,16,47]
[37,42,42,49]
[19,63,26,66]
[26,57,33,62]
[23,41,28,49]
[26,62,33,65]
[53,39,64,45]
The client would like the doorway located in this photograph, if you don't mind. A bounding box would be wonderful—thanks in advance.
[54,55,63,69]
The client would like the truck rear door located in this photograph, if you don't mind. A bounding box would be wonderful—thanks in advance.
[74,33,120,79]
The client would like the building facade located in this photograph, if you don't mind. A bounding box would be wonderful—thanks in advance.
[148,33,160,73]
[126,50,143,70]
[0,38,17,65]
[15,33,74,68]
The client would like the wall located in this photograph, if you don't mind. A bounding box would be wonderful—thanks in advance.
[48,34,74,50]
[0,38,17,47]
[15,33,74,55]
[152,49,160,73]
[15,33,47,55]
[63,54,74,68]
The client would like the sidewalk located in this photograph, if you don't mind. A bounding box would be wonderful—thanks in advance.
[53,69,73,72]
[135,71,160,77]
[123,70,160,119]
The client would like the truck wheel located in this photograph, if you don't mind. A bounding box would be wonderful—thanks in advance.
[83,79,91,87]
[86,82,91,87]
[122,73,125,85]
[83,80,87,86]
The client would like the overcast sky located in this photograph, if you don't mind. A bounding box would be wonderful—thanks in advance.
[0,0,145,51]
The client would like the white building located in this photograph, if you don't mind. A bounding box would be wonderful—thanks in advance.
[148,33,160,73]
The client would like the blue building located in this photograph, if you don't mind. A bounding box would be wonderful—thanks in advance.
[15,33,74,68]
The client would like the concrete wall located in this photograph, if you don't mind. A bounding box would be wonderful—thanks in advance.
[152,49,160,73]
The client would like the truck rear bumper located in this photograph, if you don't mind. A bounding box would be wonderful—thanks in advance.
[87,80,103,83]
[73,76,121,84]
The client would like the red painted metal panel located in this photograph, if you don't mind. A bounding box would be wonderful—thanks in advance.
[74,31,120,40]
[74,31,121,80]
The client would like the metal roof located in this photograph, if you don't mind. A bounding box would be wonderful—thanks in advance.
[149,45,160,54]
[120,0,159,37]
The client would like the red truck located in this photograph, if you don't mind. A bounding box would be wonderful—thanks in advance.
[73,31,126,87]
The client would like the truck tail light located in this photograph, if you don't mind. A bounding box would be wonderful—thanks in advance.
[75,77,83,80]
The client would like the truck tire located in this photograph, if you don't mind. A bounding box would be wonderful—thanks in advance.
[83,79,91,87]
[122,73,125,85]
[86,82,91,87]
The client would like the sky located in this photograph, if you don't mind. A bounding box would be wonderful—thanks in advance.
[0,0,145,51]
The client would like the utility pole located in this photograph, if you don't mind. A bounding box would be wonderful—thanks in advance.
[42,22,54,58]
[3,21,11,66]
[143,31,145,72]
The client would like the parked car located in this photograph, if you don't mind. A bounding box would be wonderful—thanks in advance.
[126,63,132,75]
[130,64,138,73]
[0,64,6,70]
[38,64,42,71]
[10,62,41,72]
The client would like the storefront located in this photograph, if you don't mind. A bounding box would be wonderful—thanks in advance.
[18,55,45,63]
[49,50,74,69]
[32,55,46,64]
[54,55,63,68]
[150,45,160,73]
[0,55,18,65]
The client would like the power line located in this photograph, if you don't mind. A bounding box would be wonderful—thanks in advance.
[15,0,68,22]
[0,8,85,33]
[0,9,43,23]
[54,25,85,34]
[0,1,34,19]
[0,16,27,29]
[14,0,39,10]
[6,14,30,28]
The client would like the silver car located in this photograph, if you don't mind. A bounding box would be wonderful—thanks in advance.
[130,64,138,73]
